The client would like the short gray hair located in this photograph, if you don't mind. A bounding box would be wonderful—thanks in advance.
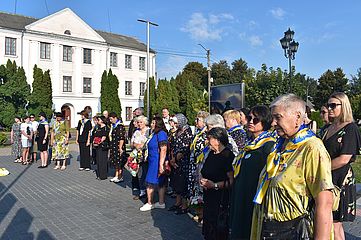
[270,94,306,118]
[205,114,225,129]
[136,115,148,125]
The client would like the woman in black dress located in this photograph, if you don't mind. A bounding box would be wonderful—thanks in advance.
[108,112,126,183]
[93,116,109,180]
[200,127,234,240]
[37,112,49,168]
[76,110,92,171]
[229,106,275,240]
[323,92,361,240]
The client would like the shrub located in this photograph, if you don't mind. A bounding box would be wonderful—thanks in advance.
[0,132,8,145]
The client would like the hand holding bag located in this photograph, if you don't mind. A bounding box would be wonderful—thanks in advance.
[216,178,231,237]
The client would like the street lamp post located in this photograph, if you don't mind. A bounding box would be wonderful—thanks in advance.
[198,44,211,112]
[280,28,299,93]
[138,19,158,120]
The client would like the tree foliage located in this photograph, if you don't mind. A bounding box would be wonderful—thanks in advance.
[100,69,122,115]
[0,60,31,128]
[143,77,156,117]
[28,65,53,118]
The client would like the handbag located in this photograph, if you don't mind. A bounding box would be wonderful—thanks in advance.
[216,178,231,236]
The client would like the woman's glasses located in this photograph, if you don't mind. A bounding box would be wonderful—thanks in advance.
[247,115,260,124]
[326,103,341,110]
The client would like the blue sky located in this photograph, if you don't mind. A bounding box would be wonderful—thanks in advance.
[1,0,361,80]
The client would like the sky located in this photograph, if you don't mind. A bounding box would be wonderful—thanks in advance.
[1,0,361,81]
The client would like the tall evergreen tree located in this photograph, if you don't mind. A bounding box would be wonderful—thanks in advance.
[29,65,53,118]
[143,77,156,117]
[100,69,122,115]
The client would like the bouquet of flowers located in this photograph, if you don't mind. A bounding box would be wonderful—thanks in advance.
[125,149,141,177]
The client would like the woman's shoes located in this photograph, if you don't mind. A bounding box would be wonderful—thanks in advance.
[175,208,189,215]
[60,166,66,170]
[54,166,60,170]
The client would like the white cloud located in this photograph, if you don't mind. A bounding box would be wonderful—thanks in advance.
[249,35,263,46]
[181,12,234,41]
[248,20,258,29]
[270,7,286,20]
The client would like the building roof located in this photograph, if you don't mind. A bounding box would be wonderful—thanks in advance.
[0,11,154,53]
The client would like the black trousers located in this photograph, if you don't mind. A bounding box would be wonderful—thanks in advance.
[79,142,91,169]
[96,148,108,180]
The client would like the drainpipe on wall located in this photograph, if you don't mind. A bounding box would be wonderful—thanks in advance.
[21,30,24,67]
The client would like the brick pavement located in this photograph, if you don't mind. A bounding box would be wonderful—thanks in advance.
[0,145,203,240]
[1,144,360,240]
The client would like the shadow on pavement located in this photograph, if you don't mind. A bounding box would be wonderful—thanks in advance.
[345,232,361,240]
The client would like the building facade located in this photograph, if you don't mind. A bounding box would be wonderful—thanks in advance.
[0,8,155,126]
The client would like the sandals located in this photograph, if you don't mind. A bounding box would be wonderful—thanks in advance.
[54,166,60,170]
[60,166,66,170]
[14,159,22,163]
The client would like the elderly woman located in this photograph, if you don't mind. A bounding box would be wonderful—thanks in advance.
[188,111,210,222]
[230,106,276,240]
[76,110,92,171]
[223,110,247,152]
[200,127,234,240]
[323,92,361,240]
[251,94,334,240]
[169,113,193,214]
[130,115,150,199]
[93,116,109,180]
[51,112,69,170]
[11,116,23,163]
[140,116,168,211]
[108,112,126,183]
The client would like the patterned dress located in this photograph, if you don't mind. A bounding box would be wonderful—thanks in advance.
[109,121,126,168]
[171,126,193,197]
[11,123,22,159]
[52,120,70,160]
[188,127,207,205]
[228,125,247,152]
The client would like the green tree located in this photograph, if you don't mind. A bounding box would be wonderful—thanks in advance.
[100,69,122,115]
[211,60,232,85]
[350,68,361,120]
[29,65,53,118]
[143,77,156,117]
[182,62,208,90]
[184,80,207,121]
[155,79,180,114]
[0,60,31,128]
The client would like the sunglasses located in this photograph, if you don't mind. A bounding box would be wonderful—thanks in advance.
[327,103,341,110]
[247,115,260,124]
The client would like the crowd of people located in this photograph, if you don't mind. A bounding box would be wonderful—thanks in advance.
[10,92,361,240]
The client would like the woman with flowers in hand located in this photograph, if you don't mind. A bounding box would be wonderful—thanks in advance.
[93,116,109,180]
[108,112,126,183]
[251,94,334,240]
[230,106,275,240]
[323,92,361,240]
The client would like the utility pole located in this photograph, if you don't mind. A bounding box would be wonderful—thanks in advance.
[199,44,211,112]
[138,19,158,120]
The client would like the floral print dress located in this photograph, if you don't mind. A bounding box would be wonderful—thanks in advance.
[11,123,22,159]
[52,120,70,160]
[109,122,126,168]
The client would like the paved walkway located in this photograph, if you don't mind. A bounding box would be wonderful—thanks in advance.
[0,145,202,240]
[0,144,360,239]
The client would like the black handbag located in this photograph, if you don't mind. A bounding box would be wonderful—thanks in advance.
[216,178,231,236]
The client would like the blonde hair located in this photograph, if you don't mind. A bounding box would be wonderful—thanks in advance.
[196,110,210,120]
[329,92,353,123]
[223,110,241,124]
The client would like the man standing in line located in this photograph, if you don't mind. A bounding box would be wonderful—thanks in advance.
[29,114,39,163]
[162,108,171,131]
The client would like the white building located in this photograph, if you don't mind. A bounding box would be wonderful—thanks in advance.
[0,8,155,127]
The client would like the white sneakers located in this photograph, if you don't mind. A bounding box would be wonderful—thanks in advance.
[110,177,124,183]
[140,202,165,211]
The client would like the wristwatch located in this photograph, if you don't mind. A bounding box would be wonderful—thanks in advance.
[214,183,219,190]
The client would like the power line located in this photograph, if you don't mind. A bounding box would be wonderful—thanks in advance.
[156,51,206,59]
[14,0,17,14]
[107,9,112,33]
[44,0,50,15]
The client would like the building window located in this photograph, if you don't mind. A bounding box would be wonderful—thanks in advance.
[63,76,72,92]
[140,82,146,96]
[83,77,92,93]
[5,37,16,56]
[64,30,71,35]
[125,55,132,69]
[63,46,72,62]
[40,42,51,59]
[126,107,133,121]
[125,81,132,95]
[110,52,117,67]
[83,48,92,64]
[139,57,146,71]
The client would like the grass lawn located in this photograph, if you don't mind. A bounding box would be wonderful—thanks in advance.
[352,155,361,183]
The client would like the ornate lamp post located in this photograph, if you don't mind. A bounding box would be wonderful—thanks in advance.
[280,28,299,92]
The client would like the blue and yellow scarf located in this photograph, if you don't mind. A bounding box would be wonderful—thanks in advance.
[253,125,316,204]
[233,131,276,178]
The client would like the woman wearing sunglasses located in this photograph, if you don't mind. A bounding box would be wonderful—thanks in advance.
[230,106,276,240]
[323,92,361,240]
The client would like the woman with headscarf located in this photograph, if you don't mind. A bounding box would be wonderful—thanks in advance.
[168,113,193,214]
[51,112,70,170]
[76,110,92,171]
[251,94,334,240]
[323,92,361,240]
[230,106,276,240]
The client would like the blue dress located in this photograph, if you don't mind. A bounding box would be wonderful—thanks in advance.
[146,130,168,185]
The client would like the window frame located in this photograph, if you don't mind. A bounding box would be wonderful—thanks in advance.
[40,42,51,60]
[139,57,146,71]
[83,48,92,64]
[110,52,118,67]
[63,45,72,62]
[63,76,72,92]
[126,107,133,121]
[83,77,92,93]
[125,54,132,69]
[125,81,132,95]
[5,37,16,56]
[139,82,146,96]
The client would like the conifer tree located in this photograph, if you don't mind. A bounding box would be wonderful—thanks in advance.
[100,69,122,116]
[143,77,156,117]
